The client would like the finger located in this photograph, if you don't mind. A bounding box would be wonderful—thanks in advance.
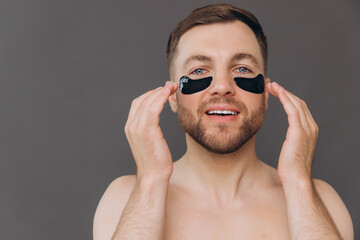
[277,87,302,129]
[148,81,178,109]
[301,101,319,136]
[281,89,310,129]
[127,81,177,124]
[275,85,317,133]
[129,82,176,129]
[136,82,176,128]
[167,80,179,94]
[269,82,311,129]
[280,87,313,130]
[125,86,169,144]
[125,86,162,134]
[274,83,319,139]
[266,82,279,98]
[140,82,174,113]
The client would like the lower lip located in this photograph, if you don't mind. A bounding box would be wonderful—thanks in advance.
[205,114,239,122]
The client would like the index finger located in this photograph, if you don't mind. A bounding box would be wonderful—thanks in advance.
[126,87,162,124]
[136,81,178,126]
[127,81,178,125]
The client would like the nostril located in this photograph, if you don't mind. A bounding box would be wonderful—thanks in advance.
[208,76,237,95]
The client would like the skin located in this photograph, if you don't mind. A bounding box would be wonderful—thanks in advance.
[93,21,354,240]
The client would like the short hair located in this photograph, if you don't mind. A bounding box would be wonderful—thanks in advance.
[166,3,268,78]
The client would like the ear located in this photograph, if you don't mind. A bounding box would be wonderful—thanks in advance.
[168,87,178,113]
[264,77,270,110]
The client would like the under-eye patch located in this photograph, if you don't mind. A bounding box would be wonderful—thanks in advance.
[179,76,212,94]
[234,74,264,94]
[179,74,265,94]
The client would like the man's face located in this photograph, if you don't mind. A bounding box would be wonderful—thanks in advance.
[169,21,269,154]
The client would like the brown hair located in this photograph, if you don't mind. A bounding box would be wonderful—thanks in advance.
[166,3,268,77]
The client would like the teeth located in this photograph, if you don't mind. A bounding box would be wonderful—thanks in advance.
[207,110,237,115]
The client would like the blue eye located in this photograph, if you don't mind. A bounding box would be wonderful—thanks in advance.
[237,67,250,74]
[192,68,205,75]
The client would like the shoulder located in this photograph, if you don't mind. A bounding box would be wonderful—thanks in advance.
[93,175,137,240]
[313,178,354,240]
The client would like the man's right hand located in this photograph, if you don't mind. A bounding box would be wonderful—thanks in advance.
[124,81,178,181]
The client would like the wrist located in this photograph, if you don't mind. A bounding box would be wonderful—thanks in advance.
[137,166,172,182]
[281,176,314,194]
[136,173,170,192]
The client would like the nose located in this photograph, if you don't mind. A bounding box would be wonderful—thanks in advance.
[208,71,236,97]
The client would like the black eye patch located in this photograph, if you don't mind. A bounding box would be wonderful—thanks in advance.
[234,74,264,94]
[179,74,265,94]
[179,76,212,94]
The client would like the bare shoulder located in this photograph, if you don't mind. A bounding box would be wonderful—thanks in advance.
[93,175,137,240]
[313,178,354,240]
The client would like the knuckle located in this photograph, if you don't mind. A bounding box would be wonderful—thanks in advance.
[161,87,170,95]
[314,123,319,134]
[130,100,138,109]
[143,99,153,109]
[302,100,308,108]
[147,106,159,115]
[293,95,301,102]
[127,124,137,135]
[289,107,300,117]
[298,127,306,136]
[292,128,306,140]
[135,127,145,137]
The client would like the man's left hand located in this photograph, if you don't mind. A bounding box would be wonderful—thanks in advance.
[266,82,319,185]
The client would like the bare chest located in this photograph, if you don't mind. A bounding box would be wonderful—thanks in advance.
[164,192,290,240]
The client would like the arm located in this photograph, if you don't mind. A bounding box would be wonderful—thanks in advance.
[93,81,178,240]
[266,82,354,240]
[282,177,353,240]
[110,175,170,240]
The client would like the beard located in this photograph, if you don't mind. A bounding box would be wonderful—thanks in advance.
[177,96,265,154]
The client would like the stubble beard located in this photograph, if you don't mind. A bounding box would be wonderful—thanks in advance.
[177,97,265,154]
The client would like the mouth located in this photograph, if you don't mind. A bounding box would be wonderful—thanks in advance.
[202,104,241,123]
[205,110,239,116]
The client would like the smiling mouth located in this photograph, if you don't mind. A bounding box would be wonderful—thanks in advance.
[205,110,239,116]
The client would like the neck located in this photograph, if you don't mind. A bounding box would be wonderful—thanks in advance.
[178,134,264,205]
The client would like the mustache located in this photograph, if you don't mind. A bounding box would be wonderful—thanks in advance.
[197,96,248,115]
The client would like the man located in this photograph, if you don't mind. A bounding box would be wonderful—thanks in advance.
[93,4,354,240]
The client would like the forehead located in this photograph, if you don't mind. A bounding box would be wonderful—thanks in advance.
[174,21,263,69]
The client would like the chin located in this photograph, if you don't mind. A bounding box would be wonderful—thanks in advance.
[177,100,266,155]
[195,128,255,154]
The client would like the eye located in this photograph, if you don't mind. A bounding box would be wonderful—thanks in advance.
[235,67,251,75]
[191,68,206,76]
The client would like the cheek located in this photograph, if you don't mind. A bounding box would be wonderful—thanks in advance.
[177,91,202,107]
[241,93,265,110]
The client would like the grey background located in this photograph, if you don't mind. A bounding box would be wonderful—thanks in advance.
[0,0,359,239]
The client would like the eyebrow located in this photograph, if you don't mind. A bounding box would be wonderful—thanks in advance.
[183,55,213,70]
[182,53,260,70]
[230,53,260,69]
